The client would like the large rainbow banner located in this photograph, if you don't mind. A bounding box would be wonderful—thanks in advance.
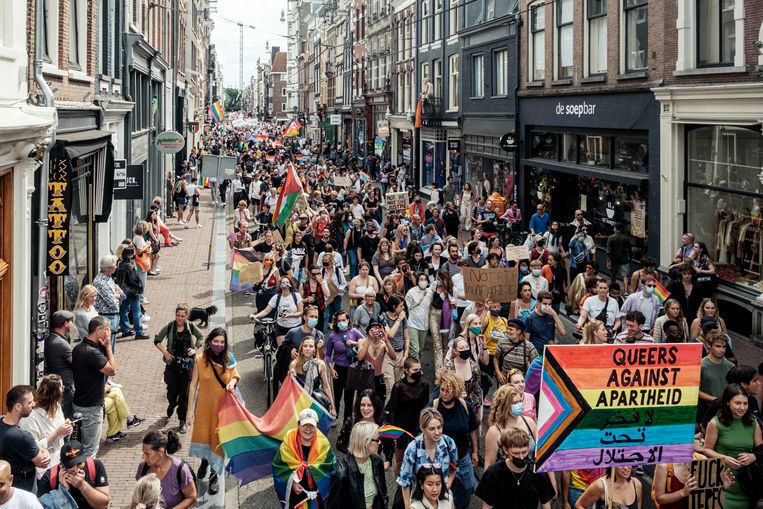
[535,343,702,472]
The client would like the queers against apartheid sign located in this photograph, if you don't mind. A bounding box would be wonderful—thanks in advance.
[535,343,702,472]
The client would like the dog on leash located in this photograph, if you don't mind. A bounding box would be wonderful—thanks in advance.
[188,305,218,328]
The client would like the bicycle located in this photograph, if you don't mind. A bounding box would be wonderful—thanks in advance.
[251,317,277,406]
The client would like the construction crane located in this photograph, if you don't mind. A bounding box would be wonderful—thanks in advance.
[213,14,256,90]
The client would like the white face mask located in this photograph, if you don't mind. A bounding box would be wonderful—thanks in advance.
[418,281,428,290]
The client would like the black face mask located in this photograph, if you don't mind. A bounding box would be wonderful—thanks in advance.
[458,350,471,360]
[409,371,423,381]
[511,456,528,469]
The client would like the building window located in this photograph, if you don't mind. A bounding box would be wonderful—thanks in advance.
[530,3,545,81]
[697,0,735,67]
[282,88,287,96]
[556,0,573,79]
[471,54,484,97]
[624,0,648,71]
[421,0,429,44]
[448,54,459,110]
[449,0,459,35]
[282,103,286,111]
[493,48,507,96]
[69,0,80,68]
[686,125,763,288]
[433,59,442,100]
[422,62,431,94]
[434,0,442,40]
[588,0,607,74]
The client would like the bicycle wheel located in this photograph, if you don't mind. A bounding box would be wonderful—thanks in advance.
[264,350,273,406]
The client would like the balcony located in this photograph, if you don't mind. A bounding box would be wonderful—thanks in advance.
[422,96,443,118]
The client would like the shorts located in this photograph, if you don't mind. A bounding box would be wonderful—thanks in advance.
[276,324,291,337]
[187,199,199,210]
[174,196,187,206]
[611,263,630,279]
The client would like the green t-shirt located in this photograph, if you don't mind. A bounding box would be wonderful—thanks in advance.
[700,356,734,399]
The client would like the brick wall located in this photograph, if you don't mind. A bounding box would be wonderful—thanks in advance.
[26,0,96,105]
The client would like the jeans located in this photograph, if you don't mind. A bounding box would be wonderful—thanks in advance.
[137,268,147,301]
[119,297,144,335]
[62,385,74,420]
[347,248,359,279]
[165,364,192,423]
[331,364,355,421]
[569,487,586,509]
[407,327,428,360]
[451,453,475,509]
[323,295,342,335]
[73,404,104,458]
[104,387,131,436]
[101,314,119,352]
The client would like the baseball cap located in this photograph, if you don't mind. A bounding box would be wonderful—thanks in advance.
[700,316,718,329]
[298,408,319,427]
[60,440,87,468]
[507,319,526,332]
[51,310,75,328]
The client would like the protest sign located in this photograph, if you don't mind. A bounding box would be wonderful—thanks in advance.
[689,458,726,509]
[385,192,408,213]
[505,245,530,261]
[535,343,702,472]
[462,267,518,303]
[333,176,352,187]
[239,261,263,285]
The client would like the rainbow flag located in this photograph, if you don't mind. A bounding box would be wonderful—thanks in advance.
[272,164,304,227]
[283,119,301,138]
[229,248,259,292]
[378,424,414,440]
[535,343,702,472]
[209,100,224,122]
[653,279,671,304]
[217,376,334,485]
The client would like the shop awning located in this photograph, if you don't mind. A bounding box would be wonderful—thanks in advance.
[52,129,116,223]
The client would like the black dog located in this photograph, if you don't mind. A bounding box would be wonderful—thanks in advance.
[188,305,218,328]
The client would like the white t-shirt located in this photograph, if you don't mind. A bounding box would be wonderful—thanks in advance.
[582,295,620,327]
[0,489,43,508]
[185,183,198,198]
[132,234,147,251]
[268,291,303,329]
[521,274,549,298]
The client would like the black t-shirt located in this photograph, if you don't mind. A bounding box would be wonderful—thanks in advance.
[253,242,274,255]
[476,460,555,509]
[0,419,40,491]
[358,235,380,264]
[388,379,430,435]
[480,210,498,234]
[72,340,108,407]
[38,458,109,509]
[173,327,191,357]
[434,399,478,458]
[314,239,336,257]
[44,332,73,387]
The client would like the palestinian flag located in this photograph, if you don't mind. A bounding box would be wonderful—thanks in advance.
[272,164,303,227]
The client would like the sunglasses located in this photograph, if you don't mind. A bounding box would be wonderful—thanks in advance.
[645,284,656,288]
[369,438,380,443]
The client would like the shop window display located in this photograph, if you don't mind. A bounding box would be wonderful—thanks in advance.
[533,131,647,173]
[686,125,763,290]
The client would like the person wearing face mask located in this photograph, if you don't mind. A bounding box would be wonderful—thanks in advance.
[404,273,436,360]
[529,236,550,266]
[493,320,539,384]
[444,337,484,429]
[326,311,366,421]
[618,276,661,333]
[477,427,555,509]
[187,328,240,495]
[521,260,549,299]
[525,292,566,354]
[482,384,539,468]
[568,228,591,280]
[387,358,430,477]
[517,261,531,282]
[357,321,398,404]
[251,276,304,345]
[479,301,510,406]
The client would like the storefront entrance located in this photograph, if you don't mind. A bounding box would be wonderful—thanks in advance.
[0,172,12,399]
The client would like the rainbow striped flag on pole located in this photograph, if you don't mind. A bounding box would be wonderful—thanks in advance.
[653,279,671,304]
[217,375,334,485]
[283,119,301,138]
[209,100,224,122]
[272,163,303,227]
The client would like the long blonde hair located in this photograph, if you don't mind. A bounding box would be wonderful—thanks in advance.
[488,384,523,428]
[580,319,605,344]
[131,473,161,509]
[74,284,97,311]
[294,336,318,375]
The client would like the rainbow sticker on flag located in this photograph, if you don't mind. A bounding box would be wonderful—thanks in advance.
[535,343,702,472]
[209,100,224,122]
[217,375,334,485]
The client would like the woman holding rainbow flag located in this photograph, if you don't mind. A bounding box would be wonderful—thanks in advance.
[273,408,336,508]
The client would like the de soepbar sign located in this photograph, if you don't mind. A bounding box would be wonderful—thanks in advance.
[535,343,702,472]
[155,130,185,154]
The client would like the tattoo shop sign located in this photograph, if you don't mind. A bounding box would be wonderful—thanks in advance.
[535,343,702,472]
[462,266,518,303]
[46,157,72,276]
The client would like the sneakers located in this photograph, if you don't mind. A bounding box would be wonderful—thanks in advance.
[106,431,127,442]
[107,379,123,389]
[197,460,209,480]
[208,472,219,495]
[179,422,188,434]
[120,330,134,338]
[135,334,150,340]
[142,314,151,322]
[483,396,492,407]
[196,224,203,228]
[127,416,145,428]
[184,223,190,229]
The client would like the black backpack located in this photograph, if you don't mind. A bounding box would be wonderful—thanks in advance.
[140,459,197,488]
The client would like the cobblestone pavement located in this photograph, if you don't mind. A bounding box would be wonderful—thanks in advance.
[97,189,228,508]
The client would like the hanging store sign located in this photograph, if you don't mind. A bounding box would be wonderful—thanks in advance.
[377,121,390,138]
[113,164,145,200]
[155,130,185,154]
[499,132,517,152]
[114,159,127,190]
[330,114,342,126]
[46,157,72,276]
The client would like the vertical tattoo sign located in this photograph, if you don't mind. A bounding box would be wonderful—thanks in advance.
[46,157,71,276]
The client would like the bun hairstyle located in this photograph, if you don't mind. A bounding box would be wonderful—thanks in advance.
[142,430,182,455]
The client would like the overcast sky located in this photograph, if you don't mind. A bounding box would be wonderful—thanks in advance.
[211,0,288,90]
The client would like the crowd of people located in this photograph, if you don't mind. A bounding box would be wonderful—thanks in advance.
[1,118,762,509]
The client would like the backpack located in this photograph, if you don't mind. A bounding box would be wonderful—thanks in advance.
[50,458,96,489]
[174,179,184,194]
[274,291,299,320]
[140,459,197,488]
[432,397,469,413]
[651,463,674,509]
